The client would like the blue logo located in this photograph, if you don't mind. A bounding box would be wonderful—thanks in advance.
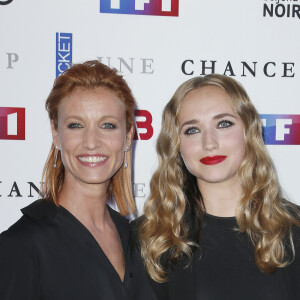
[56,33,72,77]
[261,114,300,145]
[100,0,179,16]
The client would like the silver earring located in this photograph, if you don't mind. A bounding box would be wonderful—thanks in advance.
[53,146,59,168]
[124,146,129,169]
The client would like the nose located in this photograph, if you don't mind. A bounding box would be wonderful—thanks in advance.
[202,129,218,152]
[83,127,101,150]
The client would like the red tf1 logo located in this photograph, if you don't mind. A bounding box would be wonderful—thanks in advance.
[0,107,25,140]
[134,109,153,140]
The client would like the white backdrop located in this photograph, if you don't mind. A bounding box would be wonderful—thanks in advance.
[0,0,299,232]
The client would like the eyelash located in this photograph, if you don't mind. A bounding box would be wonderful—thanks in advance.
[101,122,116,129]
[184,127,199,135]
[68,123,82,129]
[218,120,233,128]
[184,120,234,135]
[67,122,117,129]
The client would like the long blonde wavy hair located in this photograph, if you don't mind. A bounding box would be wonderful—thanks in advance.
[40,60,136,216]
[140,74,300,282]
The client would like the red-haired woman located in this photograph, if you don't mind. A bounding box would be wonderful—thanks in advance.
[0,61,136,300]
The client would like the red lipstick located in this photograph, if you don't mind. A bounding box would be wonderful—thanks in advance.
[200,155,227,165]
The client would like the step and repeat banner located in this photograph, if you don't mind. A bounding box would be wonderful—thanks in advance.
[0,0,299,231]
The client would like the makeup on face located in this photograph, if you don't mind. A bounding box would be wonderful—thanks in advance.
[200,155,227,165]
[178,85,245,186]
[52,87,130,186]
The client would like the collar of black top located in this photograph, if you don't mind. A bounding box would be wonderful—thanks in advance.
[21,199,128,226]
[21,199,58,220]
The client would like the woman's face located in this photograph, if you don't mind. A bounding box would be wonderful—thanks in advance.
[178,85,245,187]
[51,87,133,188]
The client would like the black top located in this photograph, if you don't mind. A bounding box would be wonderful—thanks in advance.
[195,213,300,300]
[130,214,300,300]
[130,216,158,300]
[0,199,132,300]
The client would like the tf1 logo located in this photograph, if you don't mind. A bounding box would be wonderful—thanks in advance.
[0,107,25,140]
[134,110,153,140]
[261,114,300,145]
[100,0,179,16]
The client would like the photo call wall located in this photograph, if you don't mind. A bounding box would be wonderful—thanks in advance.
[0,0,300,231]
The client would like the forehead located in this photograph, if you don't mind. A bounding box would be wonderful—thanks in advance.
[179,86,235,120]
[58,87,126,116]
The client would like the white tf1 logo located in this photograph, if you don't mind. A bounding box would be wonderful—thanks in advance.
[110,0,172,11]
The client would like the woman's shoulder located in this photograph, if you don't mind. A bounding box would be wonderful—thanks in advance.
[129,215,146,252]
[130,215,145,230]
[107,204,130,227]
[0,199,58,249]
[288,201,300,240]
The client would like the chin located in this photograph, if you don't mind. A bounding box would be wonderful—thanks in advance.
[75,176,110,185]
[198,174,231,184]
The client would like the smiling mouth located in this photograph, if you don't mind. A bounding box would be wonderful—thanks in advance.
[200,155,227,165]
[78,156,107,163]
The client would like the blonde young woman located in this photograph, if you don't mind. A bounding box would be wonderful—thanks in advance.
[0,61,136,300]
[131,74,300,300]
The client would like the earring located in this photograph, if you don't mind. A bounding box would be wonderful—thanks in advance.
[124,146,129,169]
[53,146,59,168]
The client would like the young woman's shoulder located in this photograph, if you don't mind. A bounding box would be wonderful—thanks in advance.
[130,215,145,241]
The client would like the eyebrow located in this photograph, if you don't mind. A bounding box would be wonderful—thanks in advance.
[64,115,121,123]
[180,113,237,130]
[213,113,237,120]
[180,119,198,130]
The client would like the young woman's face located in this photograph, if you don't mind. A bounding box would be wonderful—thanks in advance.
[178,85,245,187]
[51,87,133,188]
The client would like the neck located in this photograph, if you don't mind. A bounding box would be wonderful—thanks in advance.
[197,175,243,217]
[58,176,110,229]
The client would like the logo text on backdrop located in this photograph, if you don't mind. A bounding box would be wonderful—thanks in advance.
[100,0,179,16]
[98,57,154,74]
[263,0,300,18]
[181,60,295,78]
[0,107,25,140]
[6,53,18,68]
[0,181,146,199]
[261,114,300,145]
[56,33,73,77]
[134,110,153,140]
[0,0,13,5]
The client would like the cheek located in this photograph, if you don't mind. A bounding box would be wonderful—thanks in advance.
[180,136,200,157]
[180,138,200,171]
[58,131,81,150]
[105,132,127,152]
[228,132,245,160]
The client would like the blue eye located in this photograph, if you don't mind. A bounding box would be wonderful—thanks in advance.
[218,120,233,128]
[102,123,116,129]
[68,123,82,129]
[184,127,199,135]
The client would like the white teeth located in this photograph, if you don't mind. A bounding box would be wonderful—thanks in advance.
[78,156,107,163]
